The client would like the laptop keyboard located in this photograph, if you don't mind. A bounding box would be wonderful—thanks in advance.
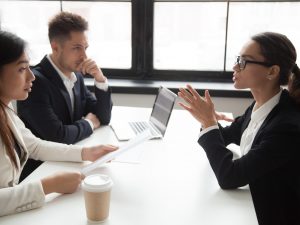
[129,121,158,136]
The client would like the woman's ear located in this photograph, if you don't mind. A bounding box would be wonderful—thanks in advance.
[267,65,280,80]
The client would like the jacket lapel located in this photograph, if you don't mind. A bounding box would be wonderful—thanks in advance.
[72,76,81,120]
[252,90,290,144]
[38,56,73,121]
[241,102,254,134]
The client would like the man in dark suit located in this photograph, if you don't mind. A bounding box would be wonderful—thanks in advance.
[17,12,113,180]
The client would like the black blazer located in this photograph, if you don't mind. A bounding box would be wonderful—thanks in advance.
[198,90,300,225]
[17,56,113,144]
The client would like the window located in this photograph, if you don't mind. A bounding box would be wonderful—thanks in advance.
[62,1,131,69]
[154,2,227,71]
[0,1,60,65]
[1,0,300,82]
[226,1,300,70]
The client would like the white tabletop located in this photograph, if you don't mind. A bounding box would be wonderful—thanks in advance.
[0,106,257,225]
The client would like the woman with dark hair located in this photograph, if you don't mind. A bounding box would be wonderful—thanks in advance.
[0,30,117,216]
[178,32,300,225]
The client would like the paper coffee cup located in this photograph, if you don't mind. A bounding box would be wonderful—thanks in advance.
[82,174,113,223]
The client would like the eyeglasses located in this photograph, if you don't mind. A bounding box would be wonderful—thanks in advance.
[235,56,273,70]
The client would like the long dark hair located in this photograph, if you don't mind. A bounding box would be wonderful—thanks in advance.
[251,32,300,103]
[0,30,26,169]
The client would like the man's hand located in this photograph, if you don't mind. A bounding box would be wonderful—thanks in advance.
[79,58,106,83]
[85,112,100,129]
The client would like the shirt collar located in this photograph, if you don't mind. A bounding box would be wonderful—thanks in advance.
[251,89,282,122]
[47,54,77,84]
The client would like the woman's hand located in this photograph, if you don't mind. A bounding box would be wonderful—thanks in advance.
[215,111,234,122]
[81,144,118,162]
[41,171,83,195]
[41,145,118,195]
[178,84,217,129]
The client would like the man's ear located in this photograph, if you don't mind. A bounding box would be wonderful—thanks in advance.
[50,40,59,53]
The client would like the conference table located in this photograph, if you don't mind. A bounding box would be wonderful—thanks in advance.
[0,106,257,225]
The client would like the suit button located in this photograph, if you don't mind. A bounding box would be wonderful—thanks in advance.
[22,206,27,211]
[31,201,37,208]
[26,204,31,209]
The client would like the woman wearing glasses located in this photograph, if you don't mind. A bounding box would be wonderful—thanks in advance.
[178,32,300,225]
[0,31,117,216]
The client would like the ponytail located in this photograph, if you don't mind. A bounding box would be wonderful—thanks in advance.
[289,64,300,104]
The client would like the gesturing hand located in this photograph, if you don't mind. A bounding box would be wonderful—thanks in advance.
[215,111,234,122]
[178,84,217,129]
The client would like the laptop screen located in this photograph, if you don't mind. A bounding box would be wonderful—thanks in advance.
[150,87,177,135]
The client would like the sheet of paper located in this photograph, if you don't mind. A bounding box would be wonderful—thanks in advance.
[81,130,152,175]
[112,145,145,164]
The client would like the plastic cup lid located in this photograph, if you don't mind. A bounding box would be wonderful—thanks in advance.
[82,174,113,192]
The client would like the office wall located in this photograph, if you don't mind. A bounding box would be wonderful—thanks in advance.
[112,93,253,118]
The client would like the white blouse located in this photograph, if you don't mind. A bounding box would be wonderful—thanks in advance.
[240,90,282,156]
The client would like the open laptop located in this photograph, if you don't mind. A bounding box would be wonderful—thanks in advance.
[110,86,177,141]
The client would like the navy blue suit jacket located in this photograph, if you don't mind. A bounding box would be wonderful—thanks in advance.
[198,90,300,225]
[17,56,112,144]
